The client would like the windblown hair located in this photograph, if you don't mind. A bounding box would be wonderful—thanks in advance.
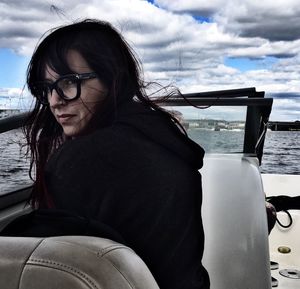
[25,19,184,208]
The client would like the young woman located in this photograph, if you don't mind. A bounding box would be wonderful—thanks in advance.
[21,19,209,288]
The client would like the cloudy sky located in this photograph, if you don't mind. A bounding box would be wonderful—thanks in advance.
[0,0,300,121]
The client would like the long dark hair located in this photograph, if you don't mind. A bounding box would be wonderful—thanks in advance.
[25,19,185,208]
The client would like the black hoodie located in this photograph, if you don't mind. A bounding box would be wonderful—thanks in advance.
[45,101,210,289]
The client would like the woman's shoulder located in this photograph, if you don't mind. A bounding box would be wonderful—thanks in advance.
[48,100,204,170]
[54,101,163,155]
[47,123,143,167]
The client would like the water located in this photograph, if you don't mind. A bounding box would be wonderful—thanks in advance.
[261,130,300,175]
[187,129,300,175]
[0,129,299,195]
[188,129,245,154]
[0,129,32,195]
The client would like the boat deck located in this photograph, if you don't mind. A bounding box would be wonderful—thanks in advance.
[263,174,300,289]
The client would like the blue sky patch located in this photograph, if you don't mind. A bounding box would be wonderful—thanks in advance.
[0,48,29,88]
[224,56,278,72]
[192,15,211,23]
[146,0,158,7]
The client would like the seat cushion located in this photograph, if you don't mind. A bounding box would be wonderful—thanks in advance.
[0,236,159,289]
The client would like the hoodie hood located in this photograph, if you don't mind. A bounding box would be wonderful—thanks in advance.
[116,101,205,170]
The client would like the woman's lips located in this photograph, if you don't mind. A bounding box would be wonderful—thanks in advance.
[57,114,75,123]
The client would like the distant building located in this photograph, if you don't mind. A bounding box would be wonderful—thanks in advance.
[185,119,245,131]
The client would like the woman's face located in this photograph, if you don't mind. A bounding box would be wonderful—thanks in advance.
[45,50,108,138]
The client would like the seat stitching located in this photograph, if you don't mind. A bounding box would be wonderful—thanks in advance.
[98,245,133,257]
[17,238,44,289]
[46,240,130,257]
[98,248,143,289]
[28,258,100,289]
[100,257,135,289]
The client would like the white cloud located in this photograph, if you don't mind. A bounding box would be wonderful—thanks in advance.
[269,98,300,121]
[0,87,32,110]
[154,0,224,16]
[0,0,299,120]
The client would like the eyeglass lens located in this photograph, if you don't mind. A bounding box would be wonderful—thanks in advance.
[56,77,78,99]
[33,73,97,104]
[34,76,79,104]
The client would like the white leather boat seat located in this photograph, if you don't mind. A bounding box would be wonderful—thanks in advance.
[0,235,159,289]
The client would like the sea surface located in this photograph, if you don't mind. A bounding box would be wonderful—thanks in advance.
[0,128,299,195]
[187,129,300,175]
[0,129,32,195]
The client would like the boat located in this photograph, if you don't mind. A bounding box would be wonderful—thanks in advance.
[0,87,299,288]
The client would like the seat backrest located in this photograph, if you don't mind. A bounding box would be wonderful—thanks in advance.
[0,235,159,289]
[201,155,271,289]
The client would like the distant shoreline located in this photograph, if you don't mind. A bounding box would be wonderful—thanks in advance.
[0,109,22,119]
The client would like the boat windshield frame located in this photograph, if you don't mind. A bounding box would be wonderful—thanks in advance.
[160,87,273,164]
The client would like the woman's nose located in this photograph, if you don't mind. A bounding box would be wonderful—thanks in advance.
[48,89,65,107]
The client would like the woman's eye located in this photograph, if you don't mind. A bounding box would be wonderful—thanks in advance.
[67,79,77,85]
[60,78,77,87]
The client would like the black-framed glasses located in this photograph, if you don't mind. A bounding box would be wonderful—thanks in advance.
[31,72,98,105]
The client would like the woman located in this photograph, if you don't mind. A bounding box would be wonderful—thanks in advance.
[23,19,209,288]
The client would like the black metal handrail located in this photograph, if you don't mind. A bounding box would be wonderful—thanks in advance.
[178,87,264,98]
[162,97,272,106]
[0,112,29,134]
